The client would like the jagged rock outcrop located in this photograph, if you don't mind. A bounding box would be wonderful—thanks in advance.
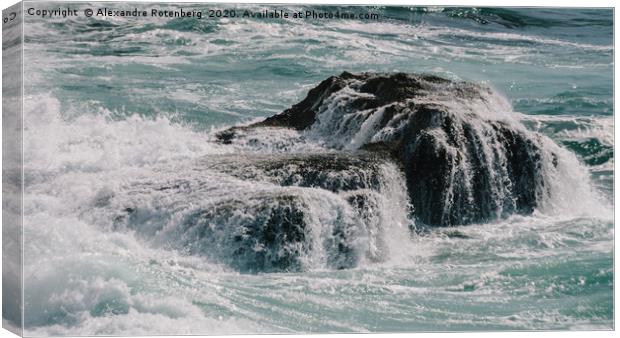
[218,72,558,226]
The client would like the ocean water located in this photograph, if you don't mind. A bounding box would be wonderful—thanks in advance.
[15,4,613,335]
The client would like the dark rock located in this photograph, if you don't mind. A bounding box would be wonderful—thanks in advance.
[400,107,550,226]
[222,72,557,226]
[252,73,350,130]
[176,191,367,272]
[182,194,310,273]
[202,152,388,193]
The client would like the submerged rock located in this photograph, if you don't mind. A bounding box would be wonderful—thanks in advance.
[121,188,379,272]
[219,72,558,226]
[112,151,399,272]
[181,193,311,273]
[190,153,397,271]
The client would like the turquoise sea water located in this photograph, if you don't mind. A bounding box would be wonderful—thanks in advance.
[16,4,613,335]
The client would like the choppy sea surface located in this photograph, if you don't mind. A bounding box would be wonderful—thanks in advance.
[15,4,613,335]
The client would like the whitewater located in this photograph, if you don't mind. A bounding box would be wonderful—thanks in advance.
[10,5,614,335]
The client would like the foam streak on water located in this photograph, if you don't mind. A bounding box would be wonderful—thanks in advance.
[17,5,614,335]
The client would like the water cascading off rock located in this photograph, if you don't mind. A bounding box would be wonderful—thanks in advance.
[218,72,560,226]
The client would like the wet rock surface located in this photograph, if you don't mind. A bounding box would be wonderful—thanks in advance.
[202,152,388,193]
[218,72,557,226]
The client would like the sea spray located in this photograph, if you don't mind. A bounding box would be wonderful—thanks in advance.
[100,153,413,272]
